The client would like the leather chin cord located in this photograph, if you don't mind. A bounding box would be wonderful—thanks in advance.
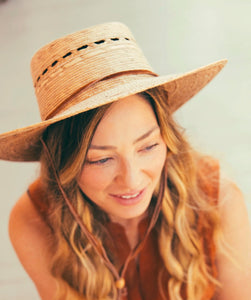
[41,137,166,300]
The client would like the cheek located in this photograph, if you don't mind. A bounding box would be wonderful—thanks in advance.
[78,166,113,193]
[150,144,167,176]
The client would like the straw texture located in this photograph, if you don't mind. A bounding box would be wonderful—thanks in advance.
[0,22,227,161]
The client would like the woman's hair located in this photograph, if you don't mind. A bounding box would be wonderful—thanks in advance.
[40,87,221,300]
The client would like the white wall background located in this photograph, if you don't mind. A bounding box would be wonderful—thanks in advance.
[0,0,250,299]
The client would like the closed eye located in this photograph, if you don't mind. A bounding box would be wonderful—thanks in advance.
[87,157,112,165]
[140,143,159,152]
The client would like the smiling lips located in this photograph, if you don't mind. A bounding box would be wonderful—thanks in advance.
[119,192,141,199]
[110,189,145,205]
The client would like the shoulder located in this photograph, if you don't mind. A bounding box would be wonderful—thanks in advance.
[218,176,250,246]
[218,176,248,226]
[217,176,251,263]
[8,189,58,299]
[215,176,251,299]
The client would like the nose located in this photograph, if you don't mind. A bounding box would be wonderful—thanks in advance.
[114,157,141,189]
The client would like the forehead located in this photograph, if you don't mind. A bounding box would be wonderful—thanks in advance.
[91,94,158,144]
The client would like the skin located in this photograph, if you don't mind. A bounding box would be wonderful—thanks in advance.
[8,94,251,300]
[78,94,167,248]
[215,179,251,300]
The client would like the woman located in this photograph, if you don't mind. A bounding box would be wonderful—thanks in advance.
[1,22,250,300]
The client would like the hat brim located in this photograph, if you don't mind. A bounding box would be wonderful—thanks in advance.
[0,59,227,162]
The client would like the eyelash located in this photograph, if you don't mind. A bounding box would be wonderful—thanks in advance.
[140,143,159,152]
[87,143,159,165]
[87,157,112,165]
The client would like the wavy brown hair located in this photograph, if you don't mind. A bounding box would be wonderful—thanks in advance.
[39,87,221,300]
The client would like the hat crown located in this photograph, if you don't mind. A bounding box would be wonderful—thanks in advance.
[0,22,227,162]
[30,22,155,121]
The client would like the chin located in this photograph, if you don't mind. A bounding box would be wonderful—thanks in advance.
[109,202,150,224]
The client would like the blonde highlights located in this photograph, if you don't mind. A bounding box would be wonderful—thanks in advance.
[40,87,221,300]
[145,87,221,300]
[40,104,118,299]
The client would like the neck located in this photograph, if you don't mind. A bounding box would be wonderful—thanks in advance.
[109,212,147,249]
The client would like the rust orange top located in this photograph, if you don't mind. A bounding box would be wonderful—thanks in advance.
[27,157,219,300]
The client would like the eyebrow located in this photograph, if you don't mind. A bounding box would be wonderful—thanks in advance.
[89,126,159,150]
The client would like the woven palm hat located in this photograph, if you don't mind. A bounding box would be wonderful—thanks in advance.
[0,22,227,162]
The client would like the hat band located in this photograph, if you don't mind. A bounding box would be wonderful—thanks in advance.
[45,69,158,120]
